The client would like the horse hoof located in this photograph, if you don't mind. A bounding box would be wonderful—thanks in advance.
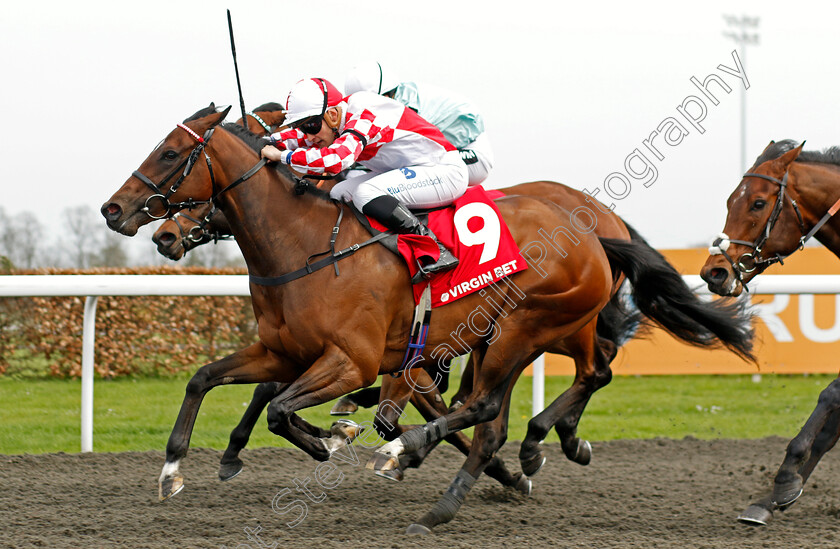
[737,504,773,526]
[331,419,364,441]
[218,460,244,482]
[406,523,432,535]
[573,439,592,465]
[773,476,804,508]
[374,466,405,482]
[448,400,463,412]
[367,451,400,477]
[773,487,803,510]
[159,475,184,501]
[330,396,359,416]
[513,473,533,496]
[521,453,546,477]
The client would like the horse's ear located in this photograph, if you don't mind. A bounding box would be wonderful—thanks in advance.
[774,142,805,170]
[204,105,232,129]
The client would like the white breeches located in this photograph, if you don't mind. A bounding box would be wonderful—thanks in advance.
[330,150,469,209]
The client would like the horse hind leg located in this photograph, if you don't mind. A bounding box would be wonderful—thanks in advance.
[519,324,611,476]
[374,368,526,493]
[407,379,520,535]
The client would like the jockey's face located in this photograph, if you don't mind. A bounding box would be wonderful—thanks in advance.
[306,107,341,148]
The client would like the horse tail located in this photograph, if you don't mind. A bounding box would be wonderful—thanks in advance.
[598,224,756,362]
[595,283,643,348]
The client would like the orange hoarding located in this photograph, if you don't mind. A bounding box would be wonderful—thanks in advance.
[536,247,840,376]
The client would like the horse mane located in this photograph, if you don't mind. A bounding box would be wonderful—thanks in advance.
[218,122,334,202]
[252,102,284,113]
[750,139,840,169]
[221,122,266,154]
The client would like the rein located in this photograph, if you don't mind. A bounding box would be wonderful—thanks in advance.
[136,120,394,286]
[710,169,840,290]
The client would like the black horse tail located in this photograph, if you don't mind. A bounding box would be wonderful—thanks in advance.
[598,225,756,362]
[595,282,643,349]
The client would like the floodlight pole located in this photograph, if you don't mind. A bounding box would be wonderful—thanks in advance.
[723,14,760,174]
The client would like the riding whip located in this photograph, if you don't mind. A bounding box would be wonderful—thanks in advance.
[226,9,248,129]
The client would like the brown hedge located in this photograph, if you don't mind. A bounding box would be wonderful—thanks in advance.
[0,267,257,378]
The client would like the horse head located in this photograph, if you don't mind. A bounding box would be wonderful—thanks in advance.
[240,102,286,134]
[701,141,806,296]
[151,202,231,260]
[101,104,231,236]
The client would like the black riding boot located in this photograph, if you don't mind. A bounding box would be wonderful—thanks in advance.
[363,195,459,283]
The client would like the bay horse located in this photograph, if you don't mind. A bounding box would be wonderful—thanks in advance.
[103,105,754,531]
[701,140,840,525]
[161,177,755,494]
[101,104,620,513]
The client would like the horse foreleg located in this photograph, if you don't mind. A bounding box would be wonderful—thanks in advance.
[738,390,840,525]
[264,345,370,462]
[772,376,840,507]
[160,343,296,501]
[219,382,286,481]
[330,386,381,416]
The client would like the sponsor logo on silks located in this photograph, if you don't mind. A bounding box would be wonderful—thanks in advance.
[441,259,519,302]
[459,149,478,165]
[400,167,417,179]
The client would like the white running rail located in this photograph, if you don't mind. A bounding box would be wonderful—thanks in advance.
[2,274,840,451]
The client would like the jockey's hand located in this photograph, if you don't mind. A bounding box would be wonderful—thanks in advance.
[260,145,285,162]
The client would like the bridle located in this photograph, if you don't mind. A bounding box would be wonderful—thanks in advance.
[131,122,266,220]
[246,111,281,134]
[709,168,840,288]
[166,204,233,253]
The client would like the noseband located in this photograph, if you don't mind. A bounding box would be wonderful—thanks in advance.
[167,204,233,253]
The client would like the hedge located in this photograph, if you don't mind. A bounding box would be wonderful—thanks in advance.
[0,267,257,378]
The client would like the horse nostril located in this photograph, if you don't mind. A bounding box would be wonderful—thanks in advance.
[101,203,122,222]
[156,233,176,247]
[703,267,728,285]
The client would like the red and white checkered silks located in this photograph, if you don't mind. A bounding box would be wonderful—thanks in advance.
[268,91,455,177]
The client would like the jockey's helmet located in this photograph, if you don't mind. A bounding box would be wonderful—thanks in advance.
[283,78,344,127]
[344,61,400,96]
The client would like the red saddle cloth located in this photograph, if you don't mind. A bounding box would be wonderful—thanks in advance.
[371,186,528,308]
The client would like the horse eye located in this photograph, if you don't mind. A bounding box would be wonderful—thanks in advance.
[751,199,766,211]
[162,150,179,161]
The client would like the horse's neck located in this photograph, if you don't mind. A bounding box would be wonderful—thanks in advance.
[212,141,345,276]
[793,162,840,259]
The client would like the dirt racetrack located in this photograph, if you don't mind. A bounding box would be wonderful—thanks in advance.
[2,437,840,548]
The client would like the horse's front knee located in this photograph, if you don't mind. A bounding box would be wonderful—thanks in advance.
[266,399,292,435]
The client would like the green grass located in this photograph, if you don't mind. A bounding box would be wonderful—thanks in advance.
[0,372,833,454]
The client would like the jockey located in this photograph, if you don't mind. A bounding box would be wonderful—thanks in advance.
[344,61,494,186]
[260,77,468,282]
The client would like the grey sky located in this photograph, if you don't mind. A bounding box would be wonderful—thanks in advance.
[0,0,836,261]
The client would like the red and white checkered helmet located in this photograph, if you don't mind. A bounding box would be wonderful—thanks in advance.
[283,78,344,126]
[344,61,400,96]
